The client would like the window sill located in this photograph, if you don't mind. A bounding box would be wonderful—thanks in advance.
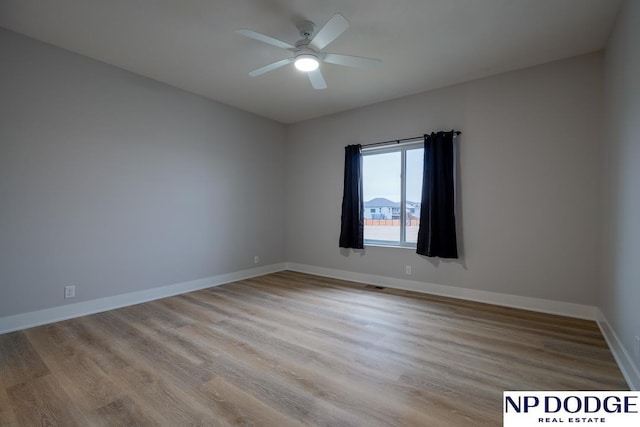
[364,242,416,250]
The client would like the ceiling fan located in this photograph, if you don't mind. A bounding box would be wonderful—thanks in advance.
[236,13,380,89]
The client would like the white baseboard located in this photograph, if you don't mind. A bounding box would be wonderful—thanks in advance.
[0,263,287,335]
[285,262,597,320]
[596,309,640,390]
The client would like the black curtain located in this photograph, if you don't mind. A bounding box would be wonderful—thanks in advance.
[416,132,458,258]
[339,145,364,249]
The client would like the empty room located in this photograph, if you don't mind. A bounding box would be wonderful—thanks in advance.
[1,0,639,425]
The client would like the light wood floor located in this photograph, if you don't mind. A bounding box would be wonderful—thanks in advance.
[0,271,627,426]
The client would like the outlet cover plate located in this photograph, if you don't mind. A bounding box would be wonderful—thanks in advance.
[64,285,76,299]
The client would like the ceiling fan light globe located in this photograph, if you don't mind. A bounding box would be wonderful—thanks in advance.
[294,55,319,72]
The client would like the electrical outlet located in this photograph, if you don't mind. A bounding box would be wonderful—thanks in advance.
[405,265,412,275]
[64,285,76,299]
[254,255,260,264]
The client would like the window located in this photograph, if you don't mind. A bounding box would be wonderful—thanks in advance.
[362,141,424,247]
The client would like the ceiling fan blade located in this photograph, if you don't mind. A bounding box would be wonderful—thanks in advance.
[236,29,294,50]
[309,13,349,51]
[249,59,293,77]
[307,69,327,89]
[322,53,381,69]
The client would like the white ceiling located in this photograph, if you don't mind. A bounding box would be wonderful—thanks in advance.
[0,0,621,124]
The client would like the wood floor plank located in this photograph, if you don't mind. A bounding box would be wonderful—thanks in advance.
[90,311,214,391]
[126,320,212,366]
[109,364,223,426]
[0,271,628,426]
[199,320,482,426]
[188,376,305,427]
[0,332,50,389]
[92,395,159,427]
[25,323,125,412]
[60,318,131,373]
[0,385,18,426]
[201,345,363,426]
[6,374,87,426]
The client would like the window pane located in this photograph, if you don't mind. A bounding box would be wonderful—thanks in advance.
[363,151,401,243]
[405,148,424,244]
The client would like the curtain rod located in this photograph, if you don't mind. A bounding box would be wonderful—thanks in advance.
[361,131,461,148]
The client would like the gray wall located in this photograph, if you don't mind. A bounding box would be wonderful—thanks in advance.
[0,29,286,317]
[0,23,619,322]
[285,53,603,305]
[600,0,640,373]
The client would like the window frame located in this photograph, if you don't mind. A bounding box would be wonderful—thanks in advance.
[362,140,423,248]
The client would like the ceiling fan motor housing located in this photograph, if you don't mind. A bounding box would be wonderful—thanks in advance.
[294,42,318,57]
